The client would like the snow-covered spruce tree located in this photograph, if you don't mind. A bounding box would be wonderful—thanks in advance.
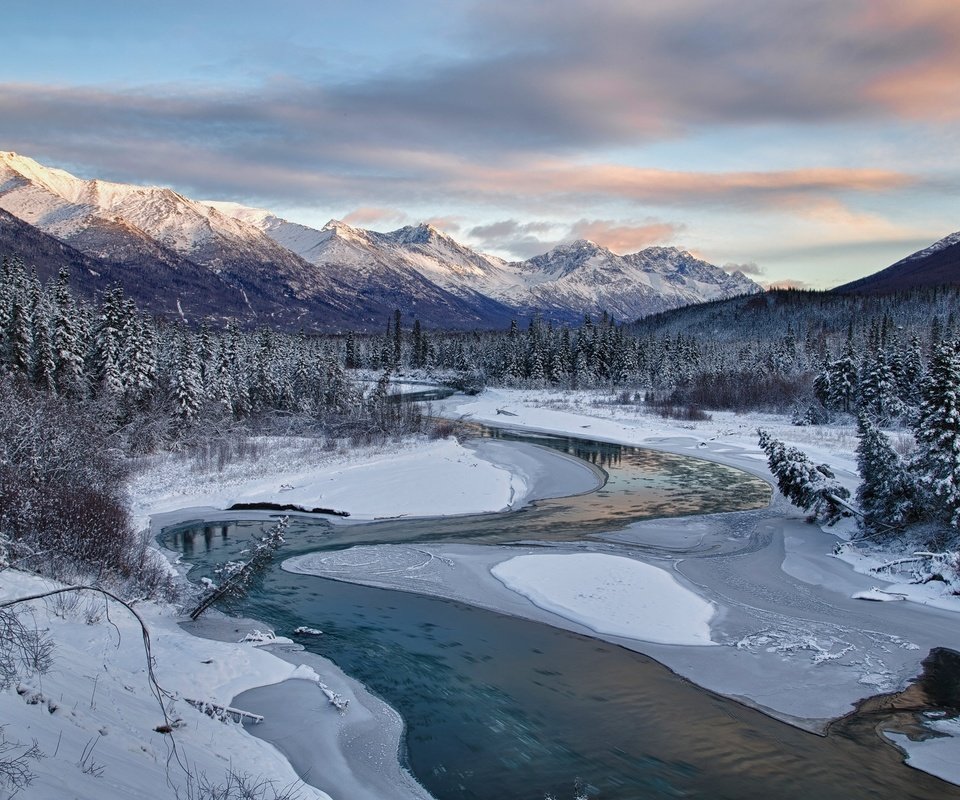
[912,340,960,528]
[854,413,917,534]
[757,429,851,525]
[857,348,903,425]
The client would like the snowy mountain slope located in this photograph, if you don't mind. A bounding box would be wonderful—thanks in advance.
[1,152,759,328]
[495,239,760,322]
[834,230,960,295]
[213,201,759,324]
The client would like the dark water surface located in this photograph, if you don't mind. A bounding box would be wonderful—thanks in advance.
[163,429,958,800]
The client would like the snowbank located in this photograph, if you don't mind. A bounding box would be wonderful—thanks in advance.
[0,570,332,800]
[835,545,960,614]
[886,718,960,786]
[491,552,715,646]
[130,436,525,526]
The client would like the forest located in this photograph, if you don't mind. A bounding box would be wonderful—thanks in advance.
[2,257,960,593]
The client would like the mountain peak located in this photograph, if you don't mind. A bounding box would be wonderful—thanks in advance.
[320,218,371,244]
[389,222,450,245]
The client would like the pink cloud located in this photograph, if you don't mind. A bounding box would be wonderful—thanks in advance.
[342,206,408,227]
[567,219,680,252]
[862,1,960,118]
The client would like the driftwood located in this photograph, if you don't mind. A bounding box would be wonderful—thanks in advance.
[227,502,349,517]
[184,698,263,724]
[495,408,518,416]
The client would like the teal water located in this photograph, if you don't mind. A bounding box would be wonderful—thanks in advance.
[163,431,957,800]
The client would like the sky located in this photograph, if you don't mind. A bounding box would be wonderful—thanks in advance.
[2,0,959,288]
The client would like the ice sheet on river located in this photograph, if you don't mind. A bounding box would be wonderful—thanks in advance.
[491,552,716,645]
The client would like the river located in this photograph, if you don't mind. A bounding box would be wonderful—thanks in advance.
[162,427,960,800]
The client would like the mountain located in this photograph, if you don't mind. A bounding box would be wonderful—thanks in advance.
[495,240,759,322]
[216,204,758,324]
[0,152,760,329]
[208,204,520,328]
[833,232,960,295]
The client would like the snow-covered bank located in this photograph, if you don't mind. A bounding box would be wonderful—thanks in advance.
[0,570,333,800]
[437,387,862,491]
[130,434,599,529]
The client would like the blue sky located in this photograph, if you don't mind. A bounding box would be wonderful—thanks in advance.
[3,0,959,286]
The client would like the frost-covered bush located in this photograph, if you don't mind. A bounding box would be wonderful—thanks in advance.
[911,551,960,594]
[0,381,169,593]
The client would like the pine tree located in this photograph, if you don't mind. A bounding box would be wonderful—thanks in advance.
[912,341,960,527]
[827,341,858,413]
[857,348,902,424]
[171,336,204,422]
[854,413,916,534]
[50,270,87,397]
[758,429,851,525]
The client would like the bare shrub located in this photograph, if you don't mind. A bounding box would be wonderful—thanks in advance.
[178,768,304,800]
[0,725,44,794]
[0,382,172,596]
[0,607,53,690]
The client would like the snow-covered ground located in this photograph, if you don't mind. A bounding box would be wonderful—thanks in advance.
[129,435,551,527]
[6,387,959,797]
[0,570,334,800]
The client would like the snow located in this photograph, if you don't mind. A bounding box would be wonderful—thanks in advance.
[491,552,716,645]
[834,544,960,613]
[0,569,333,800]
[886,717,960,786]
[129,435,525,527]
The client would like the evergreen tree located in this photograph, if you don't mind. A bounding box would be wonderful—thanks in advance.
[854,414,916,533]
[758,429,850,525]
[50,270,87,397]
[912,341,960,527]
[171,336,204,422]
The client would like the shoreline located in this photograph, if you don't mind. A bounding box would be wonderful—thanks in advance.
[155,429,602,800]
[276,390,960,788]
[181,613,434,800]
[153,389,960,794]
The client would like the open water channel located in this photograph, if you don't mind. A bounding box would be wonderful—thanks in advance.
[163,427,960,800]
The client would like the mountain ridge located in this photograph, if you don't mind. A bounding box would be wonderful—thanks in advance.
[1,151,760,329]
[833,231,960,295]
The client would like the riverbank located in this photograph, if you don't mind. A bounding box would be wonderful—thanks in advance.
[278,387,960,787]
[2,428,599,800]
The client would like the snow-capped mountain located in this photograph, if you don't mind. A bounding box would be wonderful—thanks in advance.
[834,231,960,295]
[215,201,759,323]
[495,240,759,321]
[0,152,760,329]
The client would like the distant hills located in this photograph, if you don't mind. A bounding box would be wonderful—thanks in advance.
[0,151,758,330]
[833,232,960,295]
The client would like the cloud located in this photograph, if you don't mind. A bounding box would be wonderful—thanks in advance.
[566,219,680,252]
[423,216,463,234]
[467,217,681,259]
[0,2,953,202]
[342,207,409,227]
[763,278,813,290]
[723,261,765,276]
[468,219,558,258]
[862,1,960,119]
